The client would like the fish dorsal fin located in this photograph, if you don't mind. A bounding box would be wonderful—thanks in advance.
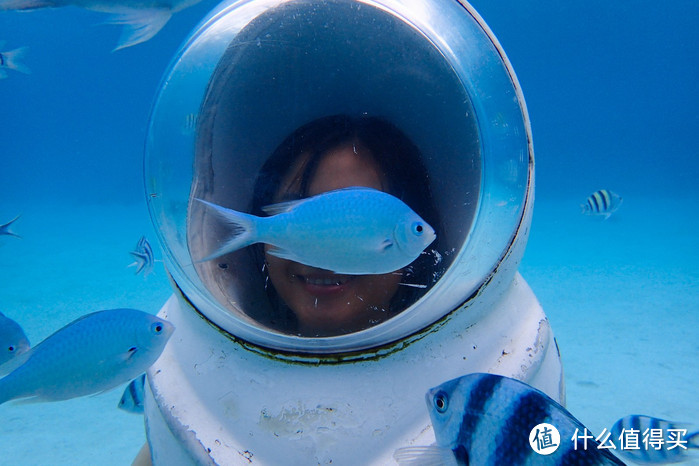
[265,246,297,262]
[107,8,173,51]
[262,198,305,216]
[261,186,382,216]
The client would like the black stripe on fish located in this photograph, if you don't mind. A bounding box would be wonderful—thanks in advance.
[495,391,550,465]
[452,444,468,464]
[593,191,604,212]
[455,374,503,458]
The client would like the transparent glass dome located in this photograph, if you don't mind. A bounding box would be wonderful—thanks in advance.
[145,0,532,354]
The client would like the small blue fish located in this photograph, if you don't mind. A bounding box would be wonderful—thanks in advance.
[395,373,624,465]
[197,187,436,275]
[581,189,623,219]
[0,312,30,373]
[0,308,173,405]
[0,0,204,51]
[128,236,155,276]
[0,43,30,79]
[118,373,146,414]
[610,415,698,464]
[0,214,21,238]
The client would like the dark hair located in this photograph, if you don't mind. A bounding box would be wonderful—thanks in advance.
[250,114,443,332]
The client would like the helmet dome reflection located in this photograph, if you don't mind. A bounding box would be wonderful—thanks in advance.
[145,0,532,354]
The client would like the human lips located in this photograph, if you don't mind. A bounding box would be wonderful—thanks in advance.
[302,275,351,286]
[291,268,354,294]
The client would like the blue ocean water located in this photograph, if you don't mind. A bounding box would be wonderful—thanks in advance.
[1,1,697,464]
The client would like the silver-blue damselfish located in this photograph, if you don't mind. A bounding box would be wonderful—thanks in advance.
[395,373,625,465]
[197,187,436,275]
[0,311,30,373]
[0,0,204,50]
[0,308,173,405]
[610,415,698,464]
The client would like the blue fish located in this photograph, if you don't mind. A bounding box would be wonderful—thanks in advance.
[0,43,30,79]
[581,189,623,219]
[197,187,436,275]
[118,373,146,414]
[128,236,155,276]
[0,308,173,405]
[610,415,698,464]
[0,214,21,238]
[0,312,30,374]
[395,373,625,465]
[0,0,205,51]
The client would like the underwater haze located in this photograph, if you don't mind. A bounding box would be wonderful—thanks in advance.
[1,0,697,464]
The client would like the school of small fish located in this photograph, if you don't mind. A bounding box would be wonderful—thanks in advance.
[610,414,698,464]
[0,311,30,374]
[0,308,173,405]
[128,235,156,276]
[581,189,623,219]
[395,373,625,465]
[0,0,205,51]
[197,186,437,275]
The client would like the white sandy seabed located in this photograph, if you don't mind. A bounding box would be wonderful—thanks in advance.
[0,196,696,465]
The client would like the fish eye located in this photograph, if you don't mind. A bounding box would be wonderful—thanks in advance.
[151,322,164,334]
[412,222,424,236]
[7,345,15,353]
[434,391,449,413]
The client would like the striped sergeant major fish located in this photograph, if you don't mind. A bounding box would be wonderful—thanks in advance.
[610,415,698,464]
[581,189,623,219]
[128,236,156,276]
[118,373,145,414]
[394,373,625,465]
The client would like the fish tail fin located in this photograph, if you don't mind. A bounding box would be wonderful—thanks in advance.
[0,375,16,406]
[105,8,173,51]
[0,0,57,10]
[1,214,22,238]
[195,199,257,262]
[1,47,30,75]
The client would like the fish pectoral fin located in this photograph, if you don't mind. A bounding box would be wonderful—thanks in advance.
[261,198,304,216]
[105,8,173,51]
[10,395,42,405]
[265,246,298,262]
[380,238,394,251]
[393,445,458,466]
[126,346,139,360]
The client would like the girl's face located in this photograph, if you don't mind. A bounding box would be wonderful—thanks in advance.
[265,142,403,336]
